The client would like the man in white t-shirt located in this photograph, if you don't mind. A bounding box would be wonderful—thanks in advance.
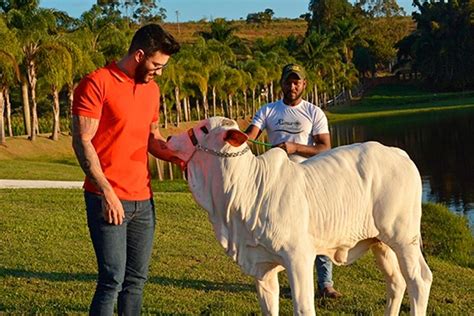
[245,63,342,299]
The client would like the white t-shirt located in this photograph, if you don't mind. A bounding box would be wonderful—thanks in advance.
[251,99,329,146]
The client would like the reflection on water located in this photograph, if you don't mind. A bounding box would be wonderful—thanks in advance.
[331,109,474,232]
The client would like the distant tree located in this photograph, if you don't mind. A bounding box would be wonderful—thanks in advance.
[355,0,405,17]
[395,0,474,90]
[0,0,38,13]
[199,18,237,44]
[246,8,274,24]
[308,0,354,33]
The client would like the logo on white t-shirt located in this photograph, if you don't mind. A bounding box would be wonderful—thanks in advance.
[275,119,303,134]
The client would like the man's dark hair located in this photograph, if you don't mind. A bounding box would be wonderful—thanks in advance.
[128,24,180,56]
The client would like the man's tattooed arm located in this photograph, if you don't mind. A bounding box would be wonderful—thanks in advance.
[72,115,112,193]
[72,115,124,225]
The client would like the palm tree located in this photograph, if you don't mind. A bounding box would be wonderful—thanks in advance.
[0,16,21,139]
[6,6,59,140]
[156,71,175,128]
[37,42,73,140]
[61,33,97,129]
[0,13,29,136]
[209,67,225,116]
[242,59,267,114]
[221,66,242,119]
[297,31,339,107]
[163,58,185,126]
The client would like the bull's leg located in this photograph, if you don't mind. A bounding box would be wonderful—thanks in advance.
[285,253,316,316]
[255,267,280,316]
[371,241,406,316]
[393,243,432,315]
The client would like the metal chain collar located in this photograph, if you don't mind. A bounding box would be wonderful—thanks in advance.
[196,144,250,158]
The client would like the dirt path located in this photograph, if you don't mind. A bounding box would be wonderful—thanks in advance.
[0,179,83,189]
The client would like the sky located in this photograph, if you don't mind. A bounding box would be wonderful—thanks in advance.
[40,0,416,22]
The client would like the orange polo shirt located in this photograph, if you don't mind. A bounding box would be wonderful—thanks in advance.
[73,62,159,200]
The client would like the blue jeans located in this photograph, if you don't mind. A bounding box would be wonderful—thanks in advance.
[316,255,333,290]
[85,191,155,316]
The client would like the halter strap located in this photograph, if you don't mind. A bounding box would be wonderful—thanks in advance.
[187,128,198,146]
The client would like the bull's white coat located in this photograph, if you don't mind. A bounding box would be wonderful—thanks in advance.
[167,117,432,316]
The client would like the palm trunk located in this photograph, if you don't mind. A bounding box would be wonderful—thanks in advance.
[155,158,163,181]
[203,92,209,119]
[183,97,189,122]
[243,90,248,118]
[21,79,31,136]
[27,59,39,141]
[0,89,5,145]
[314,84,319,107]
[5,87,13,137]
[219,98,224,116]
[212,86,217,117]
[162,93,168,128]
[174,86,181,127]
[50,85,60,141]
[252,88,256,115]
[235,93,240,118]
[67,82,78,135]
[269,81,274,102]
[196,99,201,121]
[228,94,233,119]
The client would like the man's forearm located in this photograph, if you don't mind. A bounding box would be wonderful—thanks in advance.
[294,143,329,157]
[72,138,113,193]
[148,138,175,162]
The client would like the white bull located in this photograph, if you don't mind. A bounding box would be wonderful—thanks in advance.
[167,117,432,315]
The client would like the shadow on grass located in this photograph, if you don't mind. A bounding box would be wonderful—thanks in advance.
[1,268,254,293]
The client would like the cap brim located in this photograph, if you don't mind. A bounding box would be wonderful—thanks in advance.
[282,71,304,81]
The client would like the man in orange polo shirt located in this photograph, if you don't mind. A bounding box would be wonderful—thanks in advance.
[72,24,181,315]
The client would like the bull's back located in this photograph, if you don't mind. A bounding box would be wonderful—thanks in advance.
[300,142,422,246]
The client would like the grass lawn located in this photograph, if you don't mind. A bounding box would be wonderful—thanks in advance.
[327,84,474,123]
[1,189,473,314]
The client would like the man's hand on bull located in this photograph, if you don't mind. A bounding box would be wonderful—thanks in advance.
[273,141,298,155]
[169,156,186,171]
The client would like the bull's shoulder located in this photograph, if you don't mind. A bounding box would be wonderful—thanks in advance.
[257,147,291,166]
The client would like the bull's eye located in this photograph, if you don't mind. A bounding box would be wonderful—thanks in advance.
[221,119,234,126]
[200,126,209,134]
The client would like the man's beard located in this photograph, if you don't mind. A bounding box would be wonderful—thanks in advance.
[134,60,150,83]
[283,89,304,104]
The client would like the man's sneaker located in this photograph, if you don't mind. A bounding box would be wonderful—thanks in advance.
[319,286,342,299]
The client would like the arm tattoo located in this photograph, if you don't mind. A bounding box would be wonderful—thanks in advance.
[72,115,112,192]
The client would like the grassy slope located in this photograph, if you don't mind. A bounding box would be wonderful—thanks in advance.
[0,189,472,314]
[161,19,308,44]
[327,84,474,123]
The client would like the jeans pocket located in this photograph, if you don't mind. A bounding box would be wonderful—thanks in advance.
[85,191,107,223]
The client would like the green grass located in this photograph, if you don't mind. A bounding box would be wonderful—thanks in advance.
[327,84,474,123]
[1,188,473,314]
[0,134,84,180]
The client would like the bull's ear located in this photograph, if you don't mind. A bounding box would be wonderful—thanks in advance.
[224,129,248,147]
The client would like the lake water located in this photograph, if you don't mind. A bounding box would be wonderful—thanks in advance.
[330,108,474,232]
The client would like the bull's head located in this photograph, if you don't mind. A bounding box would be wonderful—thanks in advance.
[167,117,249,165]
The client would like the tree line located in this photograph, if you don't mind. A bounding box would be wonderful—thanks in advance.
[0,0,472,144]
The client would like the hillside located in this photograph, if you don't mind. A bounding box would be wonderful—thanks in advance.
[161,19,308,44]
